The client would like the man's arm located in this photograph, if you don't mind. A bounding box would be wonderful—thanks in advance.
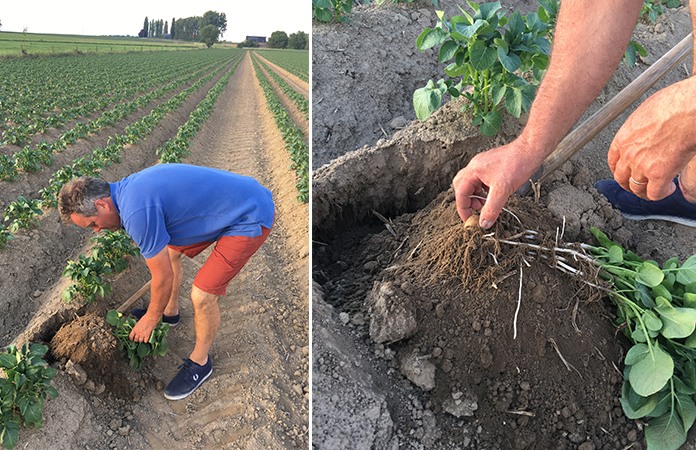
[605,0,696,200]
[129,246,174,343]
[453,0,644,228]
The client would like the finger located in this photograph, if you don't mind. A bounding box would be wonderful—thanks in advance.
[453,172,476,222]
[646,178,676,201]
[478,189,507,229]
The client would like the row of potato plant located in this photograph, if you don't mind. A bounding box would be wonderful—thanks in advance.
[0,57,232,180]
[1,50,242,146]
[250,53,309,203]
[254,49,309,82]
[254,55,309,119]
[157,57,240,163]
[0,54,242,253]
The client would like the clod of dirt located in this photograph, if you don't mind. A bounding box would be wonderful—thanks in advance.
[51,312,131,397]
[399,350,436,391]
[368,281,418,344]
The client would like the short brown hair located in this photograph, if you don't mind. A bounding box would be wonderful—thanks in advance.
[58,177,110,225]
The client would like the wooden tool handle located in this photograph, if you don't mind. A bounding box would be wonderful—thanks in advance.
[517,32,694,196]
[116,280,152,314]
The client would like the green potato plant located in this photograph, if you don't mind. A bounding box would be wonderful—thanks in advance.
[413,0,557,135]
[588,227,696,450]
[312,0,352,23]
[3,197,43,233]
[106,310,169,370]
[0,343,58,450]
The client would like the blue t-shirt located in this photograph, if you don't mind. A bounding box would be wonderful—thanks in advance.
[109,164,275,259]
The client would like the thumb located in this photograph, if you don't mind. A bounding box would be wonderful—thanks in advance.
[478,189,508,229]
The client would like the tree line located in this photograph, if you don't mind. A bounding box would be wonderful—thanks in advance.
[238,31,308,50]
[139,11,227,46]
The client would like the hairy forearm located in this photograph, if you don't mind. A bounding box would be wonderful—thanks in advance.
[518,0,643,157]
[147,275,173,317]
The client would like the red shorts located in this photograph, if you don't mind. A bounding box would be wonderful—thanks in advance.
[167,225,272,296]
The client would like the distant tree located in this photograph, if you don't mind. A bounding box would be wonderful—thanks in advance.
[143,17,149,37]
[268,31,288,49]
[176,16,201,41]
[150,19,154,37]
[199,11,227,37]
[171,17,176,39]
[237,39,260,48]
[164,20,168,36]
[199,25,220,48]
[287,31,308,50]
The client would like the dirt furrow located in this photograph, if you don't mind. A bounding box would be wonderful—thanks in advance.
[253,53,309,99]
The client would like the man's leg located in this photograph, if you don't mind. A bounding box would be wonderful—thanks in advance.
[164,247,184,317]
[189,285,220,366]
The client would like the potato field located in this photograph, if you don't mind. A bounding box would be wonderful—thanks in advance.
[0,47,309,449]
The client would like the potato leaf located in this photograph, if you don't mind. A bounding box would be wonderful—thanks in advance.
[655,296,696,339]
[627,343,673,396]
[676,255,696,285]
[620,381,658,419]
[636,262,665,287]
[645,412,688,450]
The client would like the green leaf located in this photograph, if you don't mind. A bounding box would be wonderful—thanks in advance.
[0,354,15,370]
[497,46,521,72]
[505,87,522,118]
[469,40,497,71]
[620,381,658,419]
[645,410,688,450]
[626,343,673,396]
[417,27,449,51]
[23,399,43,429]
[1,421,19,449]
[479,110,502,136]
[507,10,524,35]
[106,310,121,326]
[490,83,506,106]
[652,284,673,303]
[677,255,696,285]
[439,40,460,63]
[636,262,665,287]
[413,80,446,121]
[643,310,662,332]
[655,296,696,339]
[608,246,623,264]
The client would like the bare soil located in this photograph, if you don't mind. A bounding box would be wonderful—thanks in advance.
[311,1,696,449]
[2,51,309,449]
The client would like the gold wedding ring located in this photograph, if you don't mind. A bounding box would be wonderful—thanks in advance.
[630,176,646,186]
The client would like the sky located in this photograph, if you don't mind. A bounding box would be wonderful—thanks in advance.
[0,0,310,43]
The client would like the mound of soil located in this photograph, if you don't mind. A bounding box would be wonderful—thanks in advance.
[51,312,131,397]
[315,188,645,449]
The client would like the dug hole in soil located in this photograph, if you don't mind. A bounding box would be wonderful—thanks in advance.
[1,51,309,449]
[311,1,696,449]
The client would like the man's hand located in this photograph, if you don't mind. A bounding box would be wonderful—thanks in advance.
[608,78,696,201]
[453,138,544,229]
[129,312,159,343]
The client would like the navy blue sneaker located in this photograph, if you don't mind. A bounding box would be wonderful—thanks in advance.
[130,308,180,327]
[164,356,213,400]
[595,176,696,227]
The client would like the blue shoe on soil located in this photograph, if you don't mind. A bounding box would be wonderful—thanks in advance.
[164,356,213,400]
[595,176,696,227]
[130,308,180,327]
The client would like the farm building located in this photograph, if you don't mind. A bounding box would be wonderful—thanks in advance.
[246,36,266,44]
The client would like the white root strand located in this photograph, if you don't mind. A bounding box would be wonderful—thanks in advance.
[514,265,523,339]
